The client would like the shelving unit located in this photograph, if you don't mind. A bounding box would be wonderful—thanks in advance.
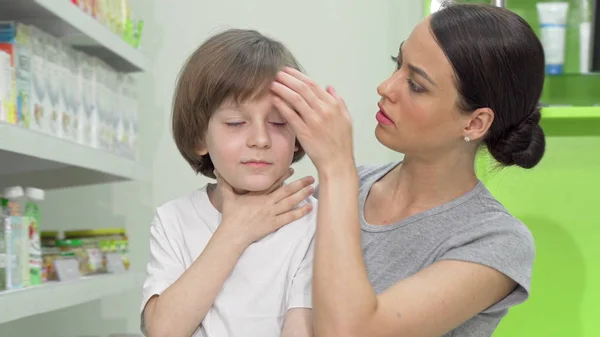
[540,106,600,137]
[542,106,600,120]
[0,0,147,333]
[0,0,148,189]
[0,0,149,72]
[0,123,144,189]
[0,273,141,325]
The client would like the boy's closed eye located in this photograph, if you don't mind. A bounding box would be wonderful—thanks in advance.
[224,121,288,128]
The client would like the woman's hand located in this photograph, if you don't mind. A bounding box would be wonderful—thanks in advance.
[215,168,315,246]
[270,67,355,174]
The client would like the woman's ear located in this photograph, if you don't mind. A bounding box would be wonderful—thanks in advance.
[463,107,494,142]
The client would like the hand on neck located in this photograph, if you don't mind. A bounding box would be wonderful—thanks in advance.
[207,179,286,213]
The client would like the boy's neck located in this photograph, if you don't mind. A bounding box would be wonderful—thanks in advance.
[207,181,284,213]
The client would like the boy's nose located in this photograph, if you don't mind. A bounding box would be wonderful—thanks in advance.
[247,126,271,149]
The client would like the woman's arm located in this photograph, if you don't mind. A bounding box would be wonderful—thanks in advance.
[314,167,517,337]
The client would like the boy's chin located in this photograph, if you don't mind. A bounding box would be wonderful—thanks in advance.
[231,177,282,195]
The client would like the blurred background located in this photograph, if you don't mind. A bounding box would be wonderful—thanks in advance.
[0,0,598,336]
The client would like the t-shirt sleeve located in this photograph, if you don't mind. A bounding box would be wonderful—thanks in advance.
[288,235,316,310]
[437,217,535,313]
[140,211,186,334]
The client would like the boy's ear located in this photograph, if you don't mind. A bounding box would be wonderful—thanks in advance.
[195,144,208,156]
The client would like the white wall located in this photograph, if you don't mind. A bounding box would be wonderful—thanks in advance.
[0,1,421,336]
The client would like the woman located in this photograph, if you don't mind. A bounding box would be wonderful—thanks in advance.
[271,3,544,337]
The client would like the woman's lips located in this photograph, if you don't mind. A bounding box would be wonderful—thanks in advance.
[376,105,394,125]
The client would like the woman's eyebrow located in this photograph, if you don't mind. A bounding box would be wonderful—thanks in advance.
[399,41,437,86]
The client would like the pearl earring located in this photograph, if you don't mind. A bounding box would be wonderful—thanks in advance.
[464,136,471,142]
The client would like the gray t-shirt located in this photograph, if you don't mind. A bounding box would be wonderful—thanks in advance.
[314,162,534,337]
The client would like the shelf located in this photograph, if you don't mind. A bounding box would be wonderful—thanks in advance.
[0,272,140,325]
[0,123,144,189]
[541,106,600,137]
[542,106,600,120]
[0,0,149,72]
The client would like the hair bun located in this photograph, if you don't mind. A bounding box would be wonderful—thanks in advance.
[487,107,546,169]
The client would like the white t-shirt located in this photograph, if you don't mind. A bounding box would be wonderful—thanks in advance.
[140,184,317,337]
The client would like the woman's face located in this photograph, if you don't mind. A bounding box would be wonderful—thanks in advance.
[375,18,472,158]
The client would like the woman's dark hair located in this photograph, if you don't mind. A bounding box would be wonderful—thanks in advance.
[430,4,546,169]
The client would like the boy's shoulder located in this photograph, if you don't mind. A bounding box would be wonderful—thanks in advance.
[155,185,211,218]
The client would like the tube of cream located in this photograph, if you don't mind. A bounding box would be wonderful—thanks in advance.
[579,0,592,73]
[537,2,570,75]
[580,21,591,73]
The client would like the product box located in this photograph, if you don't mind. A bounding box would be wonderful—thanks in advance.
[45,36,63,138]
[119,74,138,159]
[115,72,127,156]
[58,41,75,141]
[80,54,98,147]
[0,22,33,128]
[29,26,50,134]
[72,51,86,145]
[0,50,11,124]
[67,49,82,143]
[105,66,118,153]
[0,22,17,125]
[25,209,41,285]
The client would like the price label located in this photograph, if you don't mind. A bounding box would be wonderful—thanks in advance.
[54,258,81,281]
[106,253,126,274]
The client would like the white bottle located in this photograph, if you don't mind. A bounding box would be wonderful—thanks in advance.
[24,187,44,286]
[2,186,29,289]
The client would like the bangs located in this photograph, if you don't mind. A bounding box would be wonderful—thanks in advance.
[196,37,303,111]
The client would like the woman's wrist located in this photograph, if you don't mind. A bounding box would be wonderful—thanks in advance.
[317,160,358,183]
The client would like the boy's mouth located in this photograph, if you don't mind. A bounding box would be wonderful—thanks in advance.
[242,160,273,168]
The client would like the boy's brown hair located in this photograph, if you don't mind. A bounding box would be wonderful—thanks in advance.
[172,29,306,178]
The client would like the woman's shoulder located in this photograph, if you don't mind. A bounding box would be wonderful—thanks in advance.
[356,161,401,185]
[313,162,400,199]
[453,183,534,244]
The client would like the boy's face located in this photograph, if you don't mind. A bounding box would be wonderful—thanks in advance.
[196,93,298,193]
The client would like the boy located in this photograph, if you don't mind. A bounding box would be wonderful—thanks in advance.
[140,29,317,337]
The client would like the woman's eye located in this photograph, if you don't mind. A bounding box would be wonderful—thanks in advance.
[270,122,287,127]
[407,79,425,93]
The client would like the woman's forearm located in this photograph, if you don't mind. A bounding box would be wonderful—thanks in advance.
[145,225,247,337]
[313,165,378,336]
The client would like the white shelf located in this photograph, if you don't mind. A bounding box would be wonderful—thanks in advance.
[0,0,149,72]
[0,123,144,189]
[0,272,140,325]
